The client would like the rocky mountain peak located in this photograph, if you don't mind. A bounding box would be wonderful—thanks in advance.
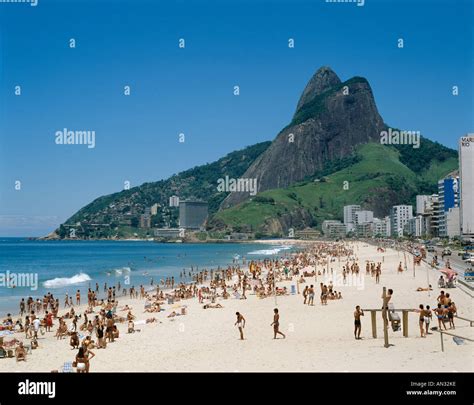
[220,67,386,209]
[295,66,341,112]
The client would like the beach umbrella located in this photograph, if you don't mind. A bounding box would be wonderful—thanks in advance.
[440,268,457,277]
[440,268,458,281]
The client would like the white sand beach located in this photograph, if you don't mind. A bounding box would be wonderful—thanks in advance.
[1,241,472,372]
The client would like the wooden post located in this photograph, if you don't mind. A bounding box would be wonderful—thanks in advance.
[371,310,377,338]
[440,331,444,352]
[402,310,408,337]
[382,287,389,348]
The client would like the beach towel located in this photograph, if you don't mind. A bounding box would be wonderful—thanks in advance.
[452,337,464,345]
[62,361,74,373]
[0,330,14,337]
[134,320,147,326]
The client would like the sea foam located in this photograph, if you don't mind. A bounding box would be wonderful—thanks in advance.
[43,273,91,288]
[247,246,293,255]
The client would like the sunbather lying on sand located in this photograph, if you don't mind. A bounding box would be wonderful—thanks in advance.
[416,285,433,291]
[203,303,223,309]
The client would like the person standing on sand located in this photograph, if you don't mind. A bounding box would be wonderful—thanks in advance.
[308,285,315,306]
[416,304,425,338]
[19,298,25,317]
[354,305,364,340]
[424,305,432,335]
[303,286,309,305]
[434,304,447,330]
[271,308,285,339]
[235,312,246,340]
[397,262,403,274]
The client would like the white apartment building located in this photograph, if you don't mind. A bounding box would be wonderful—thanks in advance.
[169,195,180,207]
[355,210,374,225]
[459,134,474,241]
[373,216,391,237]
[343,205,361,232]
[390,205,413,237]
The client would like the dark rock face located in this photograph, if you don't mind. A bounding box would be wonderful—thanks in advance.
[221,67,386,209]
[295,66,342,111]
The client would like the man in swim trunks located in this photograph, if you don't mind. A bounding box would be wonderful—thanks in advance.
[308,285,315,306]
[270,308,285,339]
[234,312,246,340]
[424,305,432,335]
[354,305,364,340]
[434,304,447,330]
[416,304,425,337]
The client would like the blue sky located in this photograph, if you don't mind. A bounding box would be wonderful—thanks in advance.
[0,0,472,236]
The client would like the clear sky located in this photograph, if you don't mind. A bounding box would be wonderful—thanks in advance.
[0,0,472,236]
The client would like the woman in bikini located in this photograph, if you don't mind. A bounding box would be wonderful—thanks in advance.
[75,347,89,373]
[234,312,246,340]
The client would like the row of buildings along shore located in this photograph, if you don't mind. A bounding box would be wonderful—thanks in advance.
[322,135,474,243]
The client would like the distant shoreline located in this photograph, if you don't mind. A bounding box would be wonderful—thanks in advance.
[14,236,316,246]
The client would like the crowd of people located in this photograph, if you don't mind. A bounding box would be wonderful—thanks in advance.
[0,240,468,371]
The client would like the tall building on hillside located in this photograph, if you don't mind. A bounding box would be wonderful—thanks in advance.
[343,205,361,232]
[390,205,413,237]
[179,200,208,229]
[150,203,159,216]
[140,214,151,228]
[459,134,474,242]
[169,195,180,207]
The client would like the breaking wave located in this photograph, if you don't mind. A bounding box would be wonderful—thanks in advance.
[43,273,92,288]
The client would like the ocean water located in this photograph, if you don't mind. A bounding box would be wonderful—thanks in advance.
[0,238,294,316]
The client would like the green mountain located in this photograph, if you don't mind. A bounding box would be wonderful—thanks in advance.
[209,141,457,235]
[52,141,270,239]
